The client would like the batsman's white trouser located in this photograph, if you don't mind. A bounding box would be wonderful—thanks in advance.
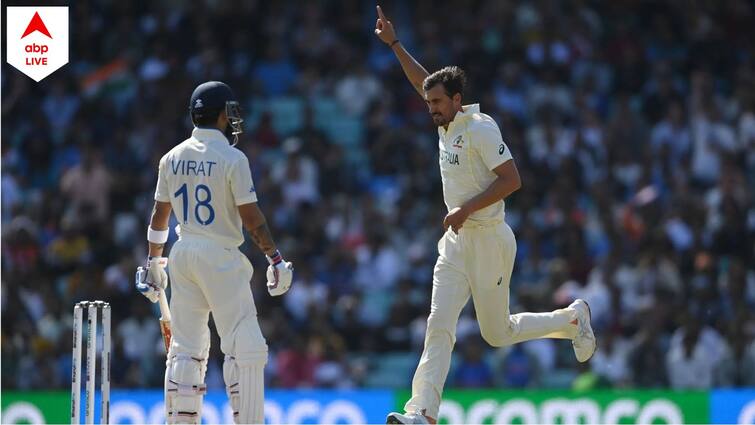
[167,235,267,424]
[404,221,576,420]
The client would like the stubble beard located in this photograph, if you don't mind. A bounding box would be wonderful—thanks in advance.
[432,114,447,127]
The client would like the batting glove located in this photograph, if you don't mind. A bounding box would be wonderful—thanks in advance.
[146,256,169,290]
[136,266,158,303]
[266,251,293,296]
[135,257,168,303]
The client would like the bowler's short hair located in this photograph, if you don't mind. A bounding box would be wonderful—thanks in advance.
[423,66,466,99]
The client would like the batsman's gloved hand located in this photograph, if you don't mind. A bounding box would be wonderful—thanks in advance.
[135,257,168,303]
[266,251,293,296]
[146,256,169,290]
[135,266,158,303]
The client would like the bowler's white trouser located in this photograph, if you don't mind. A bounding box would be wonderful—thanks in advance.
[404,222,576,419]
[167,235,267,424]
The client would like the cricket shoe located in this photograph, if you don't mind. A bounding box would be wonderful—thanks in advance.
[570,299,596,362]
[386,411,430,424]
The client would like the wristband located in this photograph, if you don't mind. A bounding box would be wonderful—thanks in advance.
[147,226,169,244]
[266,250,283,265]
[389,39,400,48]
[147,256,168,265]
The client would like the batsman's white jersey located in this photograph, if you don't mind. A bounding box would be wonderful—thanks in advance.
[154,127,266,424]
[155,128,258,247]
[404,104,578,420]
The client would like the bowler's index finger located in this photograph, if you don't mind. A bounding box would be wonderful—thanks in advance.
[377,5,387,20]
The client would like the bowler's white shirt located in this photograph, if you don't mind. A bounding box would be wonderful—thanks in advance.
[154,128,257,247]
[437,104,513,224]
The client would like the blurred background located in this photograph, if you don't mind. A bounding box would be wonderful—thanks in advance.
[2,0,754,423]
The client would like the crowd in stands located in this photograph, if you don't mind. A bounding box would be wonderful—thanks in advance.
[3,0,754,391]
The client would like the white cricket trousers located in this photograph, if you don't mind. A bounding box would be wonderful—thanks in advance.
[165,235,267,423]
[168,235,267,360]
[404,221,576,419]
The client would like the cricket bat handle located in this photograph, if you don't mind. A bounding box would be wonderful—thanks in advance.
[158,290,172,353]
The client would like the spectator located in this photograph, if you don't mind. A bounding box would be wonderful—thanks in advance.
[453,337,493,388]
[591,331,631,387]
[335,63,382,116]
[253,43,298,97]
[275,335,322,388]
[271,137,320,207]
[666,317,728,389]
[628,318,668,388]
[496,344,539,388]
[59,145,111,222]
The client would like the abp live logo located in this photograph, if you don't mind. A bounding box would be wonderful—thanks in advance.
[6,7,69,82]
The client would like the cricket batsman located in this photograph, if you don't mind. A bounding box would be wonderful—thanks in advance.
[374,6,596,424]
[135,81,294,424]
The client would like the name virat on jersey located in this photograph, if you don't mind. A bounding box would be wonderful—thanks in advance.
[170,159,217,176]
